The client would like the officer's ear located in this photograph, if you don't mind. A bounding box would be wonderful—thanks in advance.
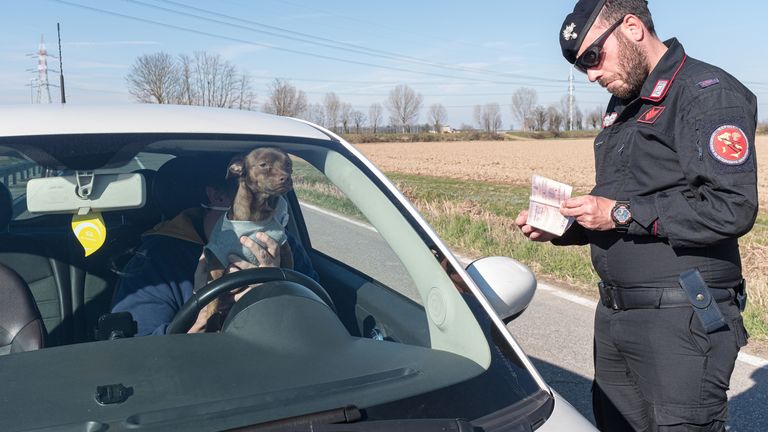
[622,14,645,42]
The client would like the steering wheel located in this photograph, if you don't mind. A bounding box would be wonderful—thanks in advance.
[167,267,335,334]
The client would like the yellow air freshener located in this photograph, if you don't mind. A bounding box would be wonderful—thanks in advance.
[71,213,106,257]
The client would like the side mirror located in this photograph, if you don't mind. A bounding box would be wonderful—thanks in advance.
[466,257,537,323]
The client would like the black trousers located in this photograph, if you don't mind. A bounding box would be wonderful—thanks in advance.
[592,300,748,432]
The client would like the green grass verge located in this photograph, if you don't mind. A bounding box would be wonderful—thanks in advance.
[292,161,768,341]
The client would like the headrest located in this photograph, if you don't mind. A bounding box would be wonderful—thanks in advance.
[122,169,161,229]
[0,182,13,230]
[152,155,232,220]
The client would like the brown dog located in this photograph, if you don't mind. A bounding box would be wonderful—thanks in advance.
[200,147,294,331]
[226,146,294,269]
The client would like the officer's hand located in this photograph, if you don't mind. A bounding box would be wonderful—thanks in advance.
[560,195,615,231]
[515,209,558,242]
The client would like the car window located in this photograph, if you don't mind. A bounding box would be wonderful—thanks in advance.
[292,157,421,304]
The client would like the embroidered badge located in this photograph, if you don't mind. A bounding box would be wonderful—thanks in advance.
[709,125,749,165]
[650,80,669,99]
[602,112,618,128]
[562,23,578,41]
[697,78,720,89]
[637,106,666,124]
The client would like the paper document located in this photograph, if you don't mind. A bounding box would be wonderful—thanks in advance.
[527,175,574,236]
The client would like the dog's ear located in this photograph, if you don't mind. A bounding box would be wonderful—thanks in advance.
[227,155,245,179]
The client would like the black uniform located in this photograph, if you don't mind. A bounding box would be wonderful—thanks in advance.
[555,39,756,431]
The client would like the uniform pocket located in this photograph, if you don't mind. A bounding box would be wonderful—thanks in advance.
[687,308,712,355]
[729,315,749,348]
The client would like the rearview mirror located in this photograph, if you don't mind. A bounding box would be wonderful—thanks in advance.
[466,257,537,323]
[27,173,145,214]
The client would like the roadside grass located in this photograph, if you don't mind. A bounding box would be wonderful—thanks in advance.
[292,160,768,341]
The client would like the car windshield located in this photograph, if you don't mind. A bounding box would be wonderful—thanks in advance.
[0,122,548,431]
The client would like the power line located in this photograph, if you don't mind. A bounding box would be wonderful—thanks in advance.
[52,0,567,86]
[141,0,559,83]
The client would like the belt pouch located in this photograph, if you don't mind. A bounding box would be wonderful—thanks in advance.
[678,269,727,333]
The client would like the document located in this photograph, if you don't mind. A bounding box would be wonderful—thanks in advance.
[527,175,574,237]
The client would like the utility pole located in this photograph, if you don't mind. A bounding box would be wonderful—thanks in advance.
[568,67,575,131]
[57,23,66,103]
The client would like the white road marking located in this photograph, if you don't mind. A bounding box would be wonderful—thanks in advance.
[134,156,146,169]
[299,202,377,232]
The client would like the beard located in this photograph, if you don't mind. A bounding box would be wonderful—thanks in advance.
[600,31,649,99]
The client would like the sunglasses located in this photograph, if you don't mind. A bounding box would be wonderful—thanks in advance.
[574,18,624,73]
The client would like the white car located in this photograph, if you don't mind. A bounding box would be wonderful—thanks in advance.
[0,104,595,431]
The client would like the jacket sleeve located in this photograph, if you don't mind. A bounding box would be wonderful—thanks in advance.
[628,87,758,248]
[110,238,198,336]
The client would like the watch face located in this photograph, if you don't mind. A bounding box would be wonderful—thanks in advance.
[613,205,631,224]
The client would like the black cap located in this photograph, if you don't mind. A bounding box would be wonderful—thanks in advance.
[559,0,608,64]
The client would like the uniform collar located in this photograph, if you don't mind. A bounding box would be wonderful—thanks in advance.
[640,38,687,103]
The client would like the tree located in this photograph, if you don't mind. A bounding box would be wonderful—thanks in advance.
[127,51,256,109]
[587,106,605,129]
[368,103,383,134]
[427,103,448,132]
[510,87,538,131]
[323,92,341,132]
[126,52,179,104]
[531,105,548,131]
[386,84,423,133]
[547,105,563,133]
[302,103,326,127]
[351,110,367,133]
[474,103,503,133]
[340,102,353,134]
[262,78,307,117]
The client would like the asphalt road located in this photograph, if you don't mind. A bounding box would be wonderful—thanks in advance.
[508,282,768,431]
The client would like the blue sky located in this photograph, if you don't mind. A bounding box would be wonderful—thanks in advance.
[2,0,767,127]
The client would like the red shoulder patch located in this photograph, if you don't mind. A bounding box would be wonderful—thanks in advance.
[637,106,666,124]
[709,125,749,165]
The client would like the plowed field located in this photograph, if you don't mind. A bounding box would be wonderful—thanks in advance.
[355,136,768,211]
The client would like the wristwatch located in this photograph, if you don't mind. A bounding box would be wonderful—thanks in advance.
[611,200,632,233]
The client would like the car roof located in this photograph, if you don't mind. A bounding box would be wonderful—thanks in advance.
[0,104,334,141]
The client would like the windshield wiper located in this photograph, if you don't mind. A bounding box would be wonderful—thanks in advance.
[225,405,482,432]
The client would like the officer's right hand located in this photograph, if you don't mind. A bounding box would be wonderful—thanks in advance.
[515,210,557,242]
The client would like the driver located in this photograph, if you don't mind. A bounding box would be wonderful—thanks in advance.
[111,156,318,336]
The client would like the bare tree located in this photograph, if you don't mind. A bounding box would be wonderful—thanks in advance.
[368,103,383,134]
[302,103,326,127]
[127,51,256,109]
[427,103,448,132]
[510,87,538,131]
[340,102,353,134]
[351,110,367,133]
[323,92,341,132]
[474,103,503,133]
[126,52,179,104]
[587,106,605,129]
[262,78,307,117]
[386,84,423,133]
[531,105,548,131]
[547,105,563,133]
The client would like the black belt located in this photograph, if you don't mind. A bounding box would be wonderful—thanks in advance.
[598,282,735,311]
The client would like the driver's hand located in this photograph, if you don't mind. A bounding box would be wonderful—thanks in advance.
[224,233,281,302]
[187,233,282,334]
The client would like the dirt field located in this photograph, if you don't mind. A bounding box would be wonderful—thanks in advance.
[355,136,768,210]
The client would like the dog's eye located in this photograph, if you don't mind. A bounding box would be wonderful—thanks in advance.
[259,162,268,168]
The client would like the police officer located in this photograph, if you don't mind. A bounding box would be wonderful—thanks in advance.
[515,0,757,430]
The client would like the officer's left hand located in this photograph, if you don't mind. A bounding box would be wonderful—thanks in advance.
[560,195,616,231]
